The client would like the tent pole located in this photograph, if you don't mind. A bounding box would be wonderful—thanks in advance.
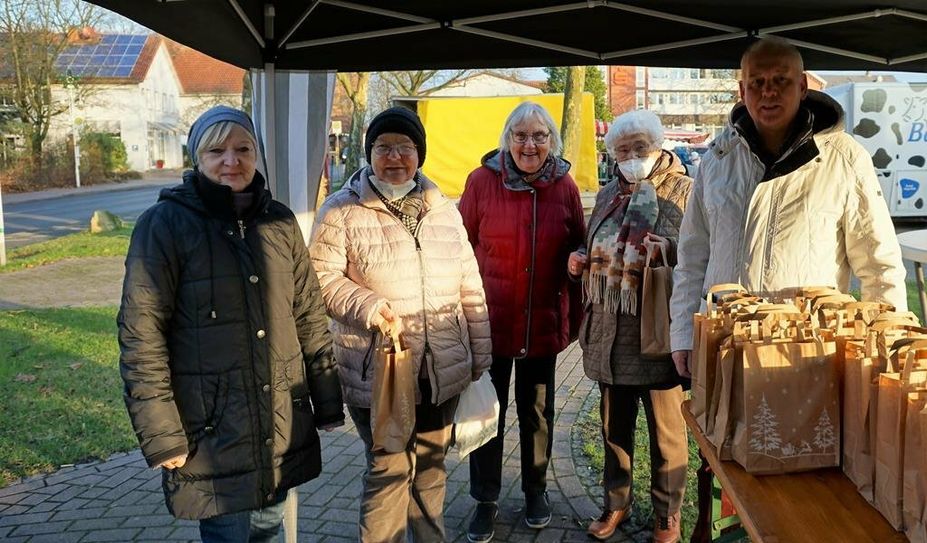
[264,62,277,192]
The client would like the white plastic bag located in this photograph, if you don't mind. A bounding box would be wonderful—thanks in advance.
[453,372,500,458]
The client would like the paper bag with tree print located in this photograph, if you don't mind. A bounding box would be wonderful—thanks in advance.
[371,330,416,453]
[904,399,927,542]
[874,340,927,530]
[731,330,839,474]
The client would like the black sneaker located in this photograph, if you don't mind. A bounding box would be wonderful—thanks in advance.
[467,501,498,543]
[525,492,551,529]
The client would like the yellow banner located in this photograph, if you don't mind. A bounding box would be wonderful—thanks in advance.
[418,93,599,197]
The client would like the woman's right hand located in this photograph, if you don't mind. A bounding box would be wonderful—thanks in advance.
[376,303,403,338]
[158,454,187,470]
[567,251,588,277]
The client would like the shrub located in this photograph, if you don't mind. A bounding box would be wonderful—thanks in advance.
[79,131,129,181]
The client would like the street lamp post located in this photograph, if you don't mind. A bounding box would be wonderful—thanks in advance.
[0,180,6,266]
[65,72,81,188]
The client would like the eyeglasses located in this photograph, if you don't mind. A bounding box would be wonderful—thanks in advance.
[372,143,417,157]
[510,131,550,144]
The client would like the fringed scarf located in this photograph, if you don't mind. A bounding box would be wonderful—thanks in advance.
[583,181,659,314]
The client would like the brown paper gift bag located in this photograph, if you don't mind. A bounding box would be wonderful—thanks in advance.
[640,240,672,358]
[691,283,745,434]
[731,329,840,474]
[874,340,927,530]
[843,337,882,503]
[371,331,416,453]
[904,401,927,543]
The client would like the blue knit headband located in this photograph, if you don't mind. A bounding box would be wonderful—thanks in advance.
[187,106,257,165]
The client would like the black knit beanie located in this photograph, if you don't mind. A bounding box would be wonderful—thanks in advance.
[365,107,426,167]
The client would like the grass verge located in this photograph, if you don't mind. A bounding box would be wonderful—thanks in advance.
[1,226,132,273]
[0,306,135,487]
[577,399,701,540]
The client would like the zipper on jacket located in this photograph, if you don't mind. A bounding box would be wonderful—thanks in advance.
[760,184,784,292]
[413,232,440,404]
[519,187,538,360]
[237,220,246,239]
[736,147,764,289]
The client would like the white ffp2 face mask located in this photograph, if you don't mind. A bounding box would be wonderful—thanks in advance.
[617,154,659,183]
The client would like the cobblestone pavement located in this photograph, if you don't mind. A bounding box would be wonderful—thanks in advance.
[0,342,658,542]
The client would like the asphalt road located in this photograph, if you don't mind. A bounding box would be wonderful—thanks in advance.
[2,183,171,249]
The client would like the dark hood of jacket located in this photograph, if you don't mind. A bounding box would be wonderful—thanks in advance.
[729,90,844,181]
[480,149,572,191]
[160,169,272,222]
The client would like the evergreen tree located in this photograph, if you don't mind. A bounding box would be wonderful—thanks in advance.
[749,394,783,454]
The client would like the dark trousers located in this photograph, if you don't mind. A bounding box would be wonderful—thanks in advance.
[349,379,457,543]
[198,493,287,543]
[469,355,556,501]
[599,383,688,516]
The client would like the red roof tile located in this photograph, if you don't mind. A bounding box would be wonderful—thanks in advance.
[164,38,245,95]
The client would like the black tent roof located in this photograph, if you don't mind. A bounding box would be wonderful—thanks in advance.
[86,1,927,72]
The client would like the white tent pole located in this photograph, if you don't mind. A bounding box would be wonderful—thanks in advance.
[287,22,440,49]
[264,63,277,190]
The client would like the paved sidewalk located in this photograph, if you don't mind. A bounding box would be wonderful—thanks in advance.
[0,342,658,542]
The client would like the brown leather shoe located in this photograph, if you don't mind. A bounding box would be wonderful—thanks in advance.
[653,512,681,543]
[587,504,632,541]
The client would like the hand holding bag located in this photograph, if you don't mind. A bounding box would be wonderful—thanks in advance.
[371,330,416,453]
[640,239,673,358]
[452,372,500,458]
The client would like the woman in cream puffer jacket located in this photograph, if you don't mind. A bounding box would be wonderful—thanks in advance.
[309,167,492,408]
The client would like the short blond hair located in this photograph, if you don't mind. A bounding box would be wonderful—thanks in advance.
[194,121,258,163]
[741,37,804,73]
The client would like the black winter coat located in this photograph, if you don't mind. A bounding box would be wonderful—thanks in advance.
[118,170,343,520]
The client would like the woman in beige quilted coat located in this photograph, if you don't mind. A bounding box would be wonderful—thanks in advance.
[568,110,691,543]
[308,107,492,543]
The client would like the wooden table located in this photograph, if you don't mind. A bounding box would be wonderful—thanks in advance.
[897,229,927,324]
[682,400,907,543]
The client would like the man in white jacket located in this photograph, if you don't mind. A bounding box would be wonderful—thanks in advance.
[669,35,908,543]
[669,37,907,378]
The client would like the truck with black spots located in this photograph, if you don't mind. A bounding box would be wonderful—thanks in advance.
[826,82,927,219]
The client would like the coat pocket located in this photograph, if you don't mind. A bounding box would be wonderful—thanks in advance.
[174,369,255,479]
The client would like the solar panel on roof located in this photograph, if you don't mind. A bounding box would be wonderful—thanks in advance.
[51,34,148,79]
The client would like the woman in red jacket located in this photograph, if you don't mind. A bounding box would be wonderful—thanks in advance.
[459,101,586,542]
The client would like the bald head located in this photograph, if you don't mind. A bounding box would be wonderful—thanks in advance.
[741,37,804,73]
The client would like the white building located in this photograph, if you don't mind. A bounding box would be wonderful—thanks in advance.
[46,31,244,172]
[426,71,544,97]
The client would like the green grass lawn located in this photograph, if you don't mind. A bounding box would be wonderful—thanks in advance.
[0,307,135,487]
[577,402,701,540]
[1,226,132,273]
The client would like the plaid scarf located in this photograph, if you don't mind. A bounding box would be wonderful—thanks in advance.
[369,179,423,236]
[584,181,659,315]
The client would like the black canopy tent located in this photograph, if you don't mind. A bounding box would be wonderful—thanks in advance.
[86,1,927,72]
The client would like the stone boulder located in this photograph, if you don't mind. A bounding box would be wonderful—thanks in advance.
[89,210,123,233]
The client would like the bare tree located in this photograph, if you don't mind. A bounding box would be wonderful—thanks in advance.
[336,71,370,175]
[560,66,585,166]
[378,69,473,98]
[0,0,102,164]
